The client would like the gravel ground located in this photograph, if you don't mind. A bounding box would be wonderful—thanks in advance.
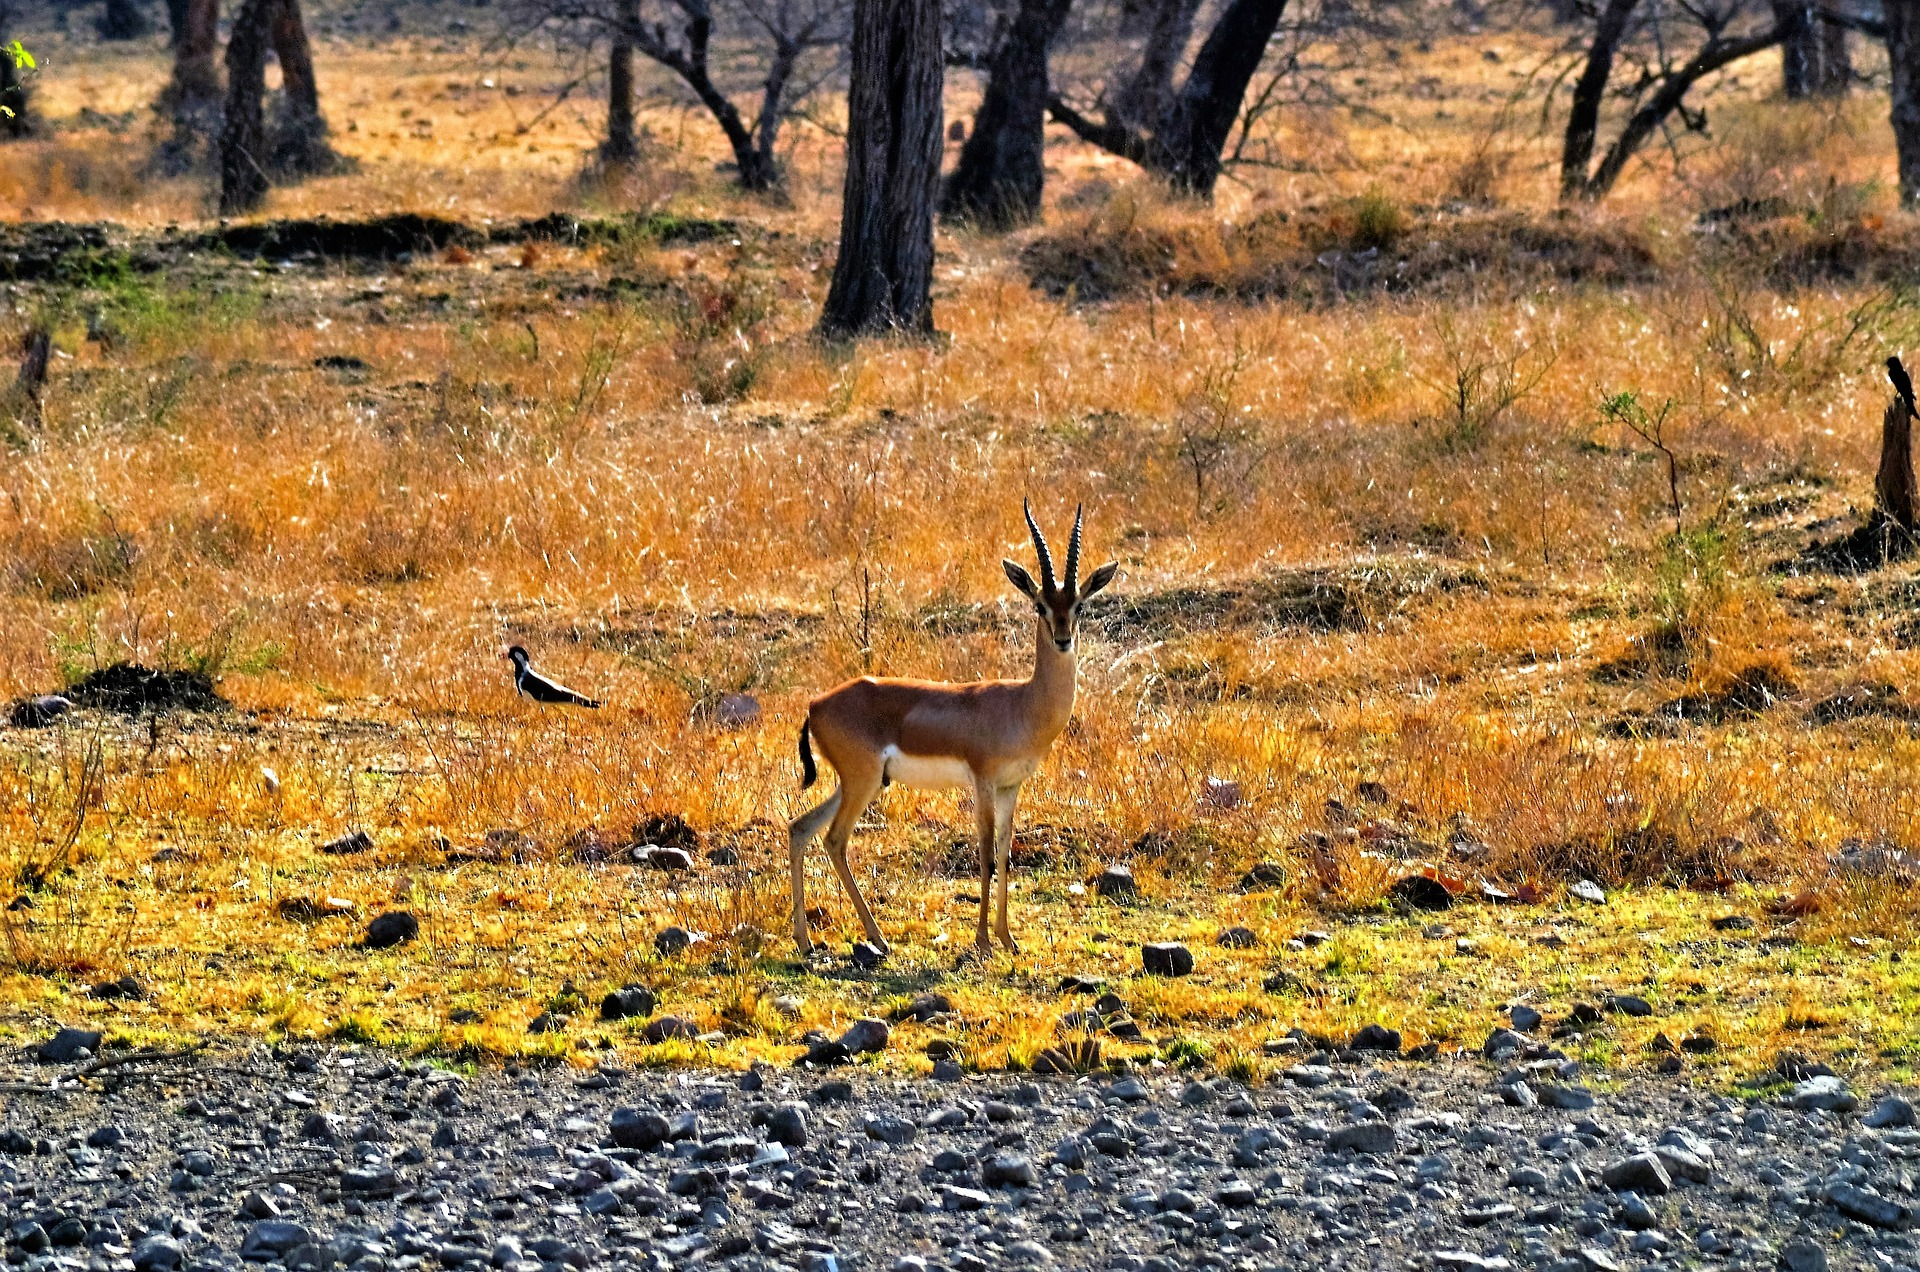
[2,1028,1915,1272]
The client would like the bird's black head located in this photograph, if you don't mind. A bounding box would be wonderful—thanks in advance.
[503,645,530,667]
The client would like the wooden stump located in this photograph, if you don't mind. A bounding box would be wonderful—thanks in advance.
[1878,394,1917,533]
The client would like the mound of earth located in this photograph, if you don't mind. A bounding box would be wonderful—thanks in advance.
[64,663,226,715]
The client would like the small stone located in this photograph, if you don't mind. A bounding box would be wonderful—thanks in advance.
[1240,861,1287,890]
[1537,1084,1596,1111]
[1217,925,1258,948]
[89,976,144,1001]
[942,1185,991,1211]
[319,829,374,856]
[839,1017,889,1054]
[642,1016,698,1044]
[1780,1237,1828,1272]
[900,992,952,1022]
[527,1012,566,1034]
[132,1237,184,1272]
[715,693,761,728]
[1389,875,1453,911]
[35,1027,104,1063]
[1867,1096,1918,1128]
[850,941,886,969]
[1218,1178,1257,1208]
[241,1222,316,1260]
[88,1124,126,1148]
[1604,994,1652,1017]
[1571,879,1607,903]
[1350,1024,1401,1053]
[1108,1076,1150,1101]
[1576,1247,1621,1272]
[610,1108,670,1150]
[638,845,695,872]
[1601,1153,1671,1195]
[982,1152,1035,1187]
[1483,1027,1526,1060]
[1142,942,1193,976]
[654,926,693,956]
[10,694,73,727]
[599,985,657,1021]
[362,911,418,949]
[1791,1075,1857,1112]
[766,1102,808,1147]
[1095,865,1137,899]
[1509,1004,1542,1032]
[1828,1182,1911,1228]
[1329,1121,1396,1155]
[864,1114,916,1146]
[1710,914,1754,931]
[340,1166,396,1197]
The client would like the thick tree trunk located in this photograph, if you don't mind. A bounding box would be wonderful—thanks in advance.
[1879,395,1917,532]
[1156,0,1288,196]
[99,0,154,41]
[1890,0,1920,204]
[817,0,943,338]
[266,0,333,175]
[605,37,637,162]
[167,0,221,107]
[1776,0,1818,95]
[1111,0,1200,133]
[942,0,1073,227]
[1560,0,1640,201]
[165,0,188,45]
[1817,14,1851,93]
[219,0,273,214]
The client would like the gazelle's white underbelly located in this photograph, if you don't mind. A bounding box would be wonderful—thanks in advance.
[881,746,973,790]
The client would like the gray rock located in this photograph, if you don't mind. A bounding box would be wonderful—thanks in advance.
[839,1017,890,1055]
[1601,1153,1672,1195]
[1780,1237,1828,1272]
[1217,926,1258,949]
[362,911,417,949]
[864,1114,916,1147]
[982,1152,1035,1187]
[132,1237,184,1272]
[1866,1096,1917,1128]
[1652,1145,1710,1183]
[610,1107,669,1150]
[1142,942,1193,976]
[1571,880,1607,904]
[35,1028,103,1064]
[1329,1121,1396,1155]
[1603,994,1652,1017]
[1109,1076,1149,1101]
[1350,1024,1401,1053]
[242,1223,316,1260]
[941,1186,991,1211]
[1537,1084,1596,1111]
[1616,1193,1659,1229]
[1828,1182,1911,1228]
[766,1102,807,1147]
[1432,1254,1512,1271]
[1510,1005,1542,1033]
[340,1166,396,1197]
[1791,1076,1857,1112]
[1576,1247,1621,1272]
[1095,865,1136,899]
[654,926,693,956]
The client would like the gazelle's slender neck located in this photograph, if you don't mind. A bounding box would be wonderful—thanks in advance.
[1028,615,1077,734]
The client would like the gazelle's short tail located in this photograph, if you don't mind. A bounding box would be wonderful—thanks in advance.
[798,717,818,789]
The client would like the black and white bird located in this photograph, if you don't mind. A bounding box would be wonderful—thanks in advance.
[503,646,602,708]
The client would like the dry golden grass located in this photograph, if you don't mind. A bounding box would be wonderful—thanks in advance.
[1,13,1919,1085]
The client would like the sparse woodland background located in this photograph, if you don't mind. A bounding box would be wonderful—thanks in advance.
[0,0,1915,1075]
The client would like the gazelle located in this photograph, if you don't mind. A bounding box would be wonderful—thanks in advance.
[789,502,1117,956]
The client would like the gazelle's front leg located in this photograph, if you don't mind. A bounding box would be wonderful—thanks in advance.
[973,778,997,953]
[991,784,1021,953]
[788,787,842,955]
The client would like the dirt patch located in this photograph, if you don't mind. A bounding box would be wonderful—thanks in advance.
[1784,515,1918,576]
[64,663,226,714]
[1807,681,1918,726]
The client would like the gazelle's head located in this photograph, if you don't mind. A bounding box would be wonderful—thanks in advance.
[1004,500,1118,654]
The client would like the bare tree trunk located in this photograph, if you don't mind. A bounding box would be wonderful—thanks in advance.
[267,0,334,175]
[0,0,29,138]
[818,0,943,337]
[603,0,638,162]
[165,0,189,45]
[1890,0,1920,205]
[1156,0,1287,195]
[1817,12,1851,93]
[167,0,221,108]
[1775,0,1817,95]
[219,0,274,214]
[942,0,1073,227]
[1879,395,1917,532]
[1110,0,1200,132]
[1560,0,1640,201]
[630,3,777,190]
[99,0,154,40]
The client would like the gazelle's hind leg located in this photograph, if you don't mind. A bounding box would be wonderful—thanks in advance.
[821,770,887,951]
[789,788,842,954]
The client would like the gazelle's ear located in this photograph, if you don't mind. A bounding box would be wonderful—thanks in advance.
[1004,559,1042,602]
[1080,562,1119,599]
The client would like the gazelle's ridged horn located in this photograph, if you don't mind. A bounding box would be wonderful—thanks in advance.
[1024,498,1057,594]
[1065,504,1084,595]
